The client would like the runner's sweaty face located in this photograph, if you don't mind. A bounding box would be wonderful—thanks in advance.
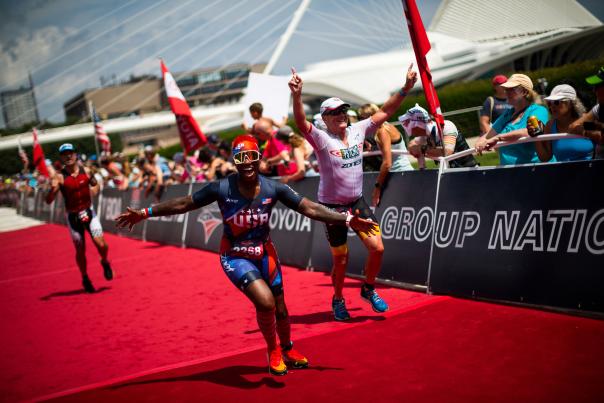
[322,107,348,134]
[232,134,260,183]
[60,151,77,167]
[234,150,260,182]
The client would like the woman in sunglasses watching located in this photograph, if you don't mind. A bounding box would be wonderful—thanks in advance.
[532,84,592,162]
[116,135,378,377]
[289,64,417,321]
[475,74,549,165]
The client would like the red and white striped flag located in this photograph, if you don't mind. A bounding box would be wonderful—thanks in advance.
[402,0,444,142]
[17,135,29,170]
[92,107,111,154]
[161,60,206,154]
[32,128,49,177]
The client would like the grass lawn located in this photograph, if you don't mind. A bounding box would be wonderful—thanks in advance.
[410,151,500,170]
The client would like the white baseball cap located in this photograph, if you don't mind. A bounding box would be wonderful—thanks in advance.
[398,104,431,136]
[59,143,75,153]
[320,97,350,115]
[398,104,430,124]
[544,84,577,101]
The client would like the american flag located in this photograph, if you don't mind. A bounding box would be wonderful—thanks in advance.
[92,107,111,154]
[17,135,29,169]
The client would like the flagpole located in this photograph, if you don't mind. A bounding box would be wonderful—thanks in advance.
[88,101,100,158]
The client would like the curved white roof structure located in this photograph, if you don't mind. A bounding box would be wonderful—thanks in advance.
[300,0,604,105]
[431,0,601,42]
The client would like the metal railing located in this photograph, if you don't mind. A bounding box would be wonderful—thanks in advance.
[440,133,585,168]
[362,133,588,169]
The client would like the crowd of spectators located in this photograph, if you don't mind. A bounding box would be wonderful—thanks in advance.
[476,67,604,164]
[2,65,603,202]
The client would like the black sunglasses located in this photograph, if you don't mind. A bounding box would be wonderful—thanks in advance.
[323,107,348,116]
[546,100,568,106]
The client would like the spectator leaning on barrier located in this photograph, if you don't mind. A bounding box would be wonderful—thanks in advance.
[275,125,307,183]
[475,74,549,165]
[205,134,221,157]
[403,104,477,168]
[532,84,591,162]
[479,75,513,135]
[569,66,604,158]
[357,103,413,207]
[143,145,171,199]
[254,119,292,177]
[197,148,229,182]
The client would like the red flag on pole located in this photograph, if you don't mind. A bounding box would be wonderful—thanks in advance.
[32,128,49,177]
[161,60,206,154]
[402,0,444,130]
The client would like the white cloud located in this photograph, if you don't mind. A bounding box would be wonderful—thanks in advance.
[0,25,76,88]
[131,56,161,77]
[35,71,94,123]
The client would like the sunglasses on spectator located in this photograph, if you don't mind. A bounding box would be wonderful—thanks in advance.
[323,107,348,116]
[546,100,569,107]
[233,150,260,165]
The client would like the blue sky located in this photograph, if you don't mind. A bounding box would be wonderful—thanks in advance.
[0,0,602,128]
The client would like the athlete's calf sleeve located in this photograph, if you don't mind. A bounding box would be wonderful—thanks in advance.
[330,244,349,266]
[256,308,277,350]
[358,225,381,241]
[276,314,291,348]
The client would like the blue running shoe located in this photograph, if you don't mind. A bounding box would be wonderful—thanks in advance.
[360,285,389,313]
[332,297,351,321]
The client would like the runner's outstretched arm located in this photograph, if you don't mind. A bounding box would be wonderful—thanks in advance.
[116,181,220,231]
[296,198,378,235]
[115,195,196,231]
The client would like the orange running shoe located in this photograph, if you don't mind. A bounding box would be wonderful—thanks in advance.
[282,341,309,368]
[268,346,288,376]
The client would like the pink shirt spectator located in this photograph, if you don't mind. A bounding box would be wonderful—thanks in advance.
[263,134,297,176]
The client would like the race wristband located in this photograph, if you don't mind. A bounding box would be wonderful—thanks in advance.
[398,88,408,97]
[142,207,153,218]
[345,213,353,228]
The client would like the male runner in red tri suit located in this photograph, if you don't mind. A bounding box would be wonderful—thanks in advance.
[116,135,378,375]
[46,143,113,293]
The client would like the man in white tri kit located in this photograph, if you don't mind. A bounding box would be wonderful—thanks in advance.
[289,64,417,321]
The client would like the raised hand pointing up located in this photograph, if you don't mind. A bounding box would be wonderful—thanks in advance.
[288,67,303,96]
[404,62,418,92]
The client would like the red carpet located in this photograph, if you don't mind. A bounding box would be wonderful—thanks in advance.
[0,224,431,402]
[47,299,604,403]
[1,224,603,402]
